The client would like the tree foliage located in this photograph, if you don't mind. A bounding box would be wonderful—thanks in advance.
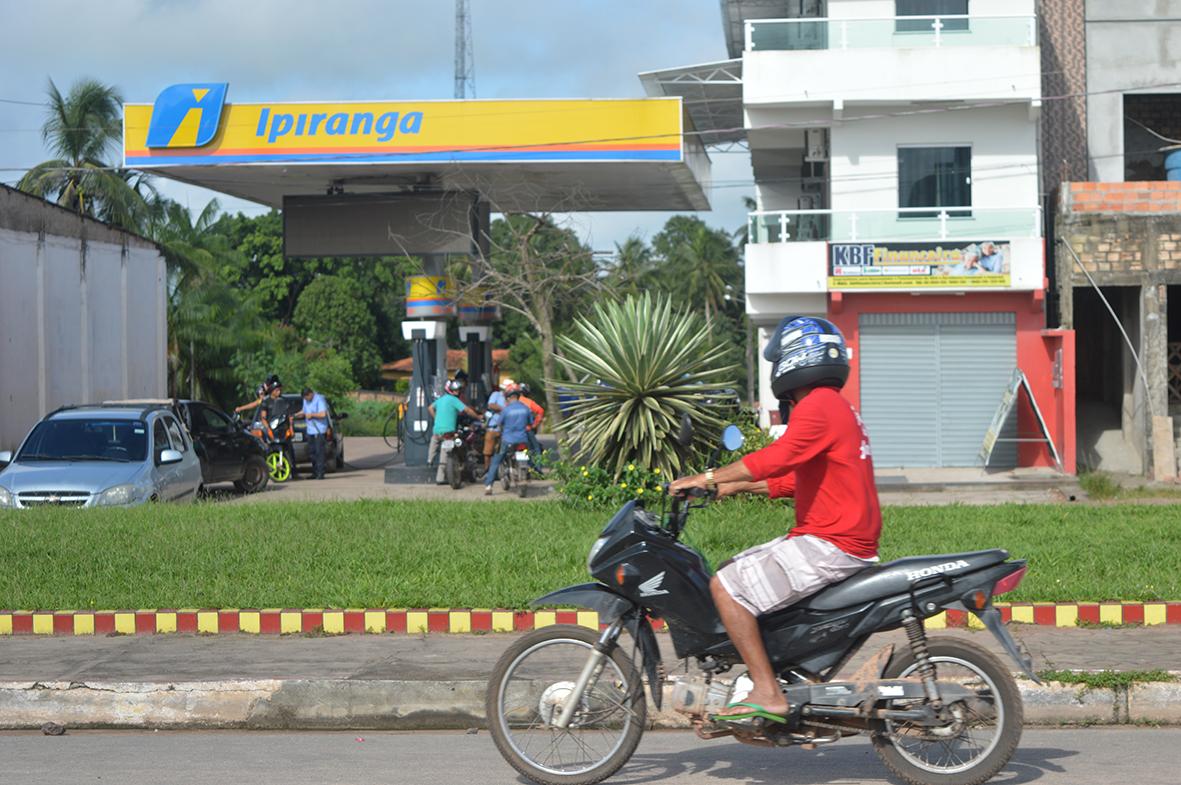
[292,275,383,387]
[17,78,150,230]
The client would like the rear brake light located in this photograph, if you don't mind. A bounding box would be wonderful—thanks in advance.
[993,565,1027,597]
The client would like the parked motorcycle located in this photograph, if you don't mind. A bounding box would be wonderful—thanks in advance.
[486,420,1034,785]
[443,418,486,490]
[249,411,295,483]
[498,441,531,498]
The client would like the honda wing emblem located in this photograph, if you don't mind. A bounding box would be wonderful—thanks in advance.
[639,571,670,597]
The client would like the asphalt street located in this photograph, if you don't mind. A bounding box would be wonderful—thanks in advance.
[0,728,1175,784]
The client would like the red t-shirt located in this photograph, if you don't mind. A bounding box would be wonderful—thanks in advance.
[741,387,881,559]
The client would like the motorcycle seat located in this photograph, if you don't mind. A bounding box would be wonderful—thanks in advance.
[800,549,1010,612]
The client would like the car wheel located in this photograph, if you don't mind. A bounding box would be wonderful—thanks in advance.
[234,455,270,494]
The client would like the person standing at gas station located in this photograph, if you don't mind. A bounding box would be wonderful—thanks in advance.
[518,383,546,470]
[483,377,512,474]
[428,380,479,484]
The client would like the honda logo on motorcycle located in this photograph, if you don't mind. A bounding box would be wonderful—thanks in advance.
[906,559,971,582]
[638,571,670,597]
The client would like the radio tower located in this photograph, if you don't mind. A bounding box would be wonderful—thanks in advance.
[454,0,475,99]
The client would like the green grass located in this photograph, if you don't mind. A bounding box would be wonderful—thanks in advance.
[1039,670,1176,688]
[1079,470,1181,501]
[336,397,398,437]
[1,500,1180,609]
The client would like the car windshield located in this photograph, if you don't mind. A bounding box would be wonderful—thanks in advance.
[17,418,148,462]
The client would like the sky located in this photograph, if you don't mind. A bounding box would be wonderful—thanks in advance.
[0,0,753,251]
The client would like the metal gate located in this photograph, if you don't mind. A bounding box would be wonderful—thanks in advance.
[859,312,1017,467]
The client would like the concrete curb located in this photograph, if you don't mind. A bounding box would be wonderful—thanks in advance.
[1,677,1177,730]
[3,602,1180,636]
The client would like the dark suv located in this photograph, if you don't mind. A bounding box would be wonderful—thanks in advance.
[106,399,269,493]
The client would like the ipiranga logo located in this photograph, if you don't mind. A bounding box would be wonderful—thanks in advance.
[146,83,228,149]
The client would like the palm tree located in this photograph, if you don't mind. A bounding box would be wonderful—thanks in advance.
[608,236,653,295]
[651,216,740,324]
[147,197,260,402]
[17,78,148,231]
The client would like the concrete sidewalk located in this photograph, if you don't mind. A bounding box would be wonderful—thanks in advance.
[1,625,1178,730]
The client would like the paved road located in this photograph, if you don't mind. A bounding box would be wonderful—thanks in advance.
[208,436,556,503]
[0,728,1174,784]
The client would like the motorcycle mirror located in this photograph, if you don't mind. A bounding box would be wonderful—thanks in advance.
[675,413,694,448]
[721,424,744,452]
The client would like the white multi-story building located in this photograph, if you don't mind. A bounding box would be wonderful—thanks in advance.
[645,0,1076,471]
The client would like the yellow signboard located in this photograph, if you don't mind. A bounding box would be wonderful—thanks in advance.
[124,84,683,167]
[829,240,1012,289]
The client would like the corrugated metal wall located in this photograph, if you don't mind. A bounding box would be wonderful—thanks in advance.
[0,227,167,451]
[859,312,1017,467]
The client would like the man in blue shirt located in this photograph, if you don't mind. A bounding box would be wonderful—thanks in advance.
[482,378,511,474]
[428,379,479,484]
[484,387,534,495]
[296,387,329,480]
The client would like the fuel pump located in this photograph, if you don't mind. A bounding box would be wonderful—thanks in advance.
[400,320,447,467]
[459,325,492,409]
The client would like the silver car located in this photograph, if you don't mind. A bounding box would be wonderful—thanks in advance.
[0,404,203,508]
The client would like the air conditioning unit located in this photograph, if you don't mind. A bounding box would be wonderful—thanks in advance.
[804,128,829,162]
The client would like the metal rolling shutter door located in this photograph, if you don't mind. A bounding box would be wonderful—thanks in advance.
[859,319,939,467]
[937,316,1017,467]
[859,312,1017,468]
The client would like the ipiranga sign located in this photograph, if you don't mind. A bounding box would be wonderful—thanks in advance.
[124,83,684,167]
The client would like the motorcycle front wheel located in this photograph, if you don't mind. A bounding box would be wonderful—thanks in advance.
[872,636,1023,785]
[266,450,291,483]
[486,625,646,785]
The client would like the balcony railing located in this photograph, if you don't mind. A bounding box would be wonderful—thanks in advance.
[747,206,1042,244]
[746,15,1037,51]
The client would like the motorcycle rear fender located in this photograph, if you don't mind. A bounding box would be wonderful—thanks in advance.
[531,584,662,709]
[955,562,1041,683]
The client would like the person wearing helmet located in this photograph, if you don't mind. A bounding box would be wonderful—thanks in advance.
[234,374,281,416]
[427,378,480,484]
[669,316,881,727]
[483,386,535,495]
[517,382,546,471]
[483,377,513,474]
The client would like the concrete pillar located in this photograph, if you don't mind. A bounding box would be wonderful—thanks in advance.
[1142,283,1176,479]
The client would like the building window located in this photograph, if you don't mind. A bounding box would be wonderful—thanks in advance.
[898,146,972,218]
[896,0,969,33]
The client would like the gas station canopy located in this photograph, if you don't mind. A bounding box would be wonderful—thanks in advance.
[123,84,711,212]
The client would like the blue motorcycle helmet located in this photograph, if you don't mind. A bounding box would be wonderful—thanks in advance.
[764,316,850,401]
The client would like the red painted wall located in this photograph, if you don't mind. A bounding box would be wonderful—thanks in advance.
[828,291,1077,473]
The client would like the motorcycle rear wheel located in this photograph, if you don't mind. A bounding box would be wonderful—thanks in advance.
[446,453,462,489]
[486,625,646,785]
[871,636,1023,785]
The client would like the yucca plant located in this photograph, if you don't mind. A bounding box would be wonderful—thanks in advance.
[555,294,739,477]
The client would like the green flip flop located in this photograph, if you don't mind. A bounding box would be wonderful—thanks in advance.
[711,701,788,725]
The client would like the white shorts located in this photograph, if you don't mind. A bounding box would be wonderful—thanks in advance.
[715,534,874,616]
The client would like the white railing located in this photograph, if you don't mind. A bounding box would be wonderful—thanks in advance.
[745,15,1037,51]
[748,206,1043,244]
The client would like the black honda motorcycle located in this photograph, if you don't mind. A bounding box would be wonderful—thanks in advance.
[486,424,1036,785]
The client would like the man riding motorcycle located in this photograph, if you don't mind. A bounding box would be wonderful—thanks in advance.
[670,316,881,727]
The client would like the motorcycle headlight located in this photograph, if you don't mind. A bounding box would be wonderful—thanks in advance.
[587,536,610,570]
[96,484,142,507]
[0,486,13,509]
[270,418,282,429]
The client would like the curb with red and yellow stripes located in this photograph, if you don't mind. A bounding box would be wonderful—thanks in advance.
[2,602,1180,636]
